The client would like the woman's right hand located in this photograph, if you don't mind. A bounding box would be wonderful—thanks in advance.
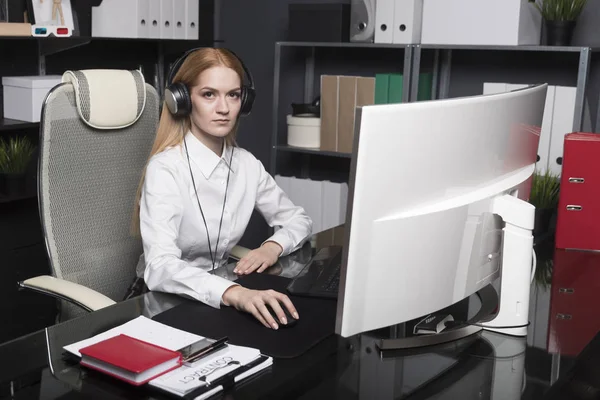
[222,285,299,330]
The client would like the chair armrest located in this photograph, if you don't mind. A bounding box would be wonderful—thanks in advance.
[18,275,116,313]
[229,245,251,260]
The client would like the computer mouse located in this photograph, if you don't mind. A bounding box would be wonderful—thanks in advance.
[266,304,298,328]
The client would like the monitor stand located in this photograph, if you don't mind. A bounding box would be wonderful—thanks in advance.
[376,284,498,351]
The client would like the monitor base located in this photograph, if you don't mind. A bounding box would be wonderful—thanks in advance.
[377,325,482,350]
[375,284,498,351]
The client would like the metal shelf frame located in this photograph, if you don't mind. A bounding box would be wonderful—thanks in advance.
[410,44,597,133]
[270,41,414,176]
[271,42,599,178]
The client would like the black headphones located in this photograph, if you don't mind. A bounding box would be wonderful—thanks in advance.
[164,47,256,118]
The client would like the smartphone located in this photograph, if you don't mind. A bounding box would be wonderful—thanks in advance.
[177,336,229,364]
[178,338,215,360]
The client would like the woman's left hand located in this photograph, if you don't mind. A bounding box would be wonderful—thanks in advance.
[234,241,283,275]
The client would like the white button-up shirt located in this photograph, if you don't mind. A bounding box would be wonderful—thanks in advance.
[137,132,313,308]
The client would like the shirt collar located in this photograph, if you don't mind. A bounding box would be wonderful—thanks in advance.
[183,132,235,179]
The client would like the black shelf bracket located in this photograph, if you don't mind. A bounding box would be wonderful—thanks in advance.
[37,37,92,57]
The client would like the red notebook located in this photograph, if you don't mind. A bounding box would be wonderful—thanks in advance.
[79,334,182,386]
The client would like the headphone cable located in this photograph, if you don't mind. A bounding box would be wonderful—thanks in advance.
[183,137,233,274]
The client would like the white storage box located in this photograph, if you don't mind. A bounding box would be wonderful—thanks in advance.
[2,75,62,122]
[287,115,320,149]
[421,0,541,46]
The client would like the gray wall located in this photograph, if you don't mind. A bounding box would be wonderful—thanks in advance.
[217,0,348,248]
[572,1,600,47]
[217,0,291,248]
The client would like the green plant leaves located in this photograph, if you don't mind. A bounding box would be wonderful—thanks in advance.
[0,136,35,174]
[532,0,587,21]
[529,169,561,209]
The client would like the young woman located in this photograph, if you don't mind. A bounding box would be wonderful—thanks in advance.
[131,48,313,330]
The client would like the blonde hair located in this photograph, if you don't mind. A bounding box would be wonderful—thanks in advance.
[132,48,245,235]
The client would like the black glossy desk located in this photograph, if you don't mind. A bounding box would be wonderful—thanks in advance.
[1,227,599,400]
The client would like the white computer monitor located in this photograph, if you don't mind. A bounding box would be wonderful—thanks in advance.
[335,84,547,346]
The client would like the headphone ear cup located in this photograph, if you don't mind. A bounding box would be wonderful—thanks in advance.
[240,86,255,116]
[165,82,192,117]
[179,84,192,116]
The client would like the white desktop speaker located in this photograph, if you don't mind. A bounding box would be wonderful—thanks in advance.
[350,0,376,42]
[480,194,536,337]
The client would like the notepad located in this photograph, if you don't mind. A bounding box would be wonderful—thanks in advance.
[79,334,182,386]
[64,316,204,358]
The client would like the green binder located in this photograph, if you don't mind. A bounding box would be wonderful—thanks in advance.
[375,73,390,105]
[388,73,404,104]
[418,73,433,101]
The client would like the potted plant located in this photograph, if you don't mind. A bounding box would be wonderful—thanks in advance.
[0,136,35,197]
[529,169,561,239]
[531,0,587,46]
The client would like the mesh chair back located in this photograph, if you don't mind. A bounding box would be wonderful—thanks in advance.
[39,78,158,320]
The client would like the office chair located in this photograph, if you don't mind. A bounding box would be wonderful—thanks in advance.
[17,69,251,321]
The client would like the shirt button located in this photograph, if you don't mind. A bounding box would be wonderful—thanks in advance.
[221,180,226,185]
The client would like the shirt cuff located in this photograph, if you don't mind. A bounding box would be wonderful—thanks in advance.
[207,275,239,309]
[262,229,293,257]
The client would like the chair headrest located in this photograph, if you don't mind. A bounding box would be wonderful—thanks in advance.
[61,69,147,130]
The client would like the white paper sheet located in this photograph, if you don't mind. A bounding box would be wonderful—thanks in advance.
[63,316,204,357]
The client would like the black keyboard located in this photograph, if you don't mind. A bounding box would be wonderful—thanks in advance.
[314,262,341,293]
[286,246,342,299]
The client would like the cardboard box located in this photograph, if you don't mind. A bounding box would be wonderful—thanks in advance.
[0,23,31,36]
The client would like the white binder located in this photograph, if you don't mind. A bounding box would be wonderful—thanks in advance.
[186,0,199,40]
[548,86,576,176]
[160,0,174,39]
[148,0,161,39]
[537,86,556,175]
[91,0,147,39]
[172,0,187,39]
[392,0,423,44]
[374,0,394,43]
[137,0,150,39]
[321,181,350,231]
[483,82,554,174]
[321,181,342,232]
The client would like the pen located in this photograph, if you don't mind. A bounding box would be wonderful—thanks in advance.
[183,336,229,365]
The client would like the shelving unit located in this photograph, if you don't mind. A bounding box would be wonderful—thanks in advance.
[271,42,600,182]
[0,0,219,346]
[270,41,413,178]
[0,35,211,208]
[275,144,352,158]
[0,34,214,345]
[0,192,35,204]
[1,36,210,107]
[411,44,598,132]
[0,118,38,131]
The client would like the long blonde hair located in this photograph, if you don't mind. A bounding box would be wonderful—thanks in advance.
[132,48,246,235]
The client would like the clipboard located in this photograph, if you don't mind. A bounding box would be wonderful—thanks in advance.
[180,355,272,400]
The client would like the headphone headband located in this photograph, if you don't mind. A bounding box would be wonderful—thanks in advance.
[164,47,255,117]
[166,47,255,90]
